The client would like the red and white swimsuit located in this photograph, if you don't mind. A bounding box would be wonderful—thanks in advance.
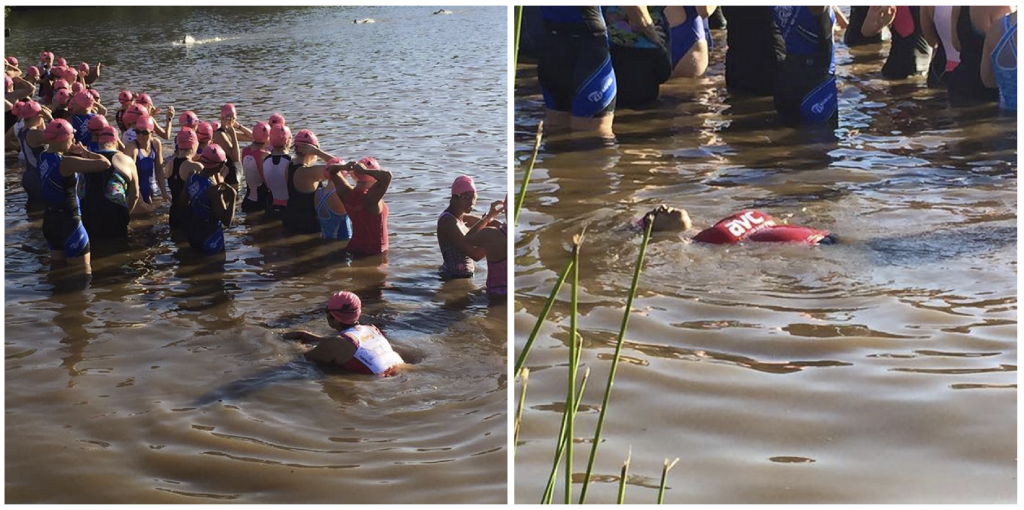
[338,325,404,377]
[693,209,831,245]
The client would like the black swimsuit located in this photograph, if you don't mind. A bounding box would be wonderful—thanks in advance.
[283,163,321,234]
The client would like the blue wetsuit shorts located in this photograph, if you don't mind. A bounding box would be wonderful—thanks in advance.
[538,31,617,118]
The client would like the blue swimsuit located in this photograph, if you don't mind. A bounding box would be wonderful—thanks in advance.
[670,7,711,69]
[17,126,44,201]
[772,6,836,123]
[134,139,160,203]
[39,152,90,257]
[70,113,95,144]
[186,173,225,255]
[538,6,618,118]
[992,14,1017,111]
[315,186,352,241]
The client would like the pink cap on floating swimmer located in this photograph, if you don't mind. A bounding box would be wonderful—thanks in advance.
[26,66,40,78]
[294,129,319,148]
[327,291,361,325]
[78,62,89,74]
[123,103,148,127]
[135,93,152,106]
[118,90,133,105]
[71,81,86,95]
[136,115,156,132]
[53,78,70,91]
[196,121,214,142]
[179,110,199,128]
[6,56,18,67]
[73,90,95,110]
[43,118,74,142]
[56,57,67,67]
[176,128,199,150]
[268,113,285,127]
[87,114,109,131]
[269,125,291,147]
[451,175,477,196]
[199,143,227,169]
[53,89,71,106]
[251,121,271,143]
[98,125,119,144]
[221,103,236,118]
[13,99,42,119]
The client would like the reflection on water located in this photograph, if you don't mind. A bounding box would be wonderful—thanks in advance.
[515,15,1015,505]
[5,6,506,504]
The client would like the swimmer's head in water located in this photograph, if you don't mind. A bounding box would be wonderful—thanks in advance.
[196,121,214,142]
[200,143,227,170]
[179,110,198,129]
[251,121,271,144]
[87,114,108,135]
[269,125,291,148]
[98,126,119,147]
[327,291,361,327]
[176,128,199,151]
[645,205,692,232]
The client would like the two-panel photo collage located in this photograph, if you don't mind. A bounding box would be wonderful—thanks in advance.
[2,3,1016,506]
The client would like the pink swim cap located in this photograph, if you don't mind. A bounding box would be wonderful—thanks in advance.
[176,128,199,150]
[56,57,67,67]
[135,93,152,106]
[269,125,291,147]
[268,113,286,127]
[200,143,227,169]
[26,66,40,78]
[43,118,74,142]
[87,114,109,131]
[78,62,89,74]
[451,175,477,196]
[136,115,156,132]
[87,88,100,101]
[123,104,147,127]
[211,121,221,132]
[98,125,119,144]
[72,90,94,110]
[327,291,361,324]
[13,99,42,119]
[179,110,199,128]
[118,90,133,105]
[53,78,69,91]
[251,121,271,143]
[294,129,319,148]
[53,88,71,106]
[358,156,381,170]
[71,81,86,95]
[196,121,214,141]
[39,51,53,63]
[221,103,236,118]
[327,157,346,167]
[6,56,17,67]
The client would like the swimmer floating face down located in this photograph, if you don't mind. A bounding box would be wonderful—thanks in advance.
[645,205,693,232]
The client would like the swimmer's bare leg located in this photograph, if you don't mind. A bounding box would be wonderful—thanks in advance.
[544,109,571,135]
[570,114,614,138]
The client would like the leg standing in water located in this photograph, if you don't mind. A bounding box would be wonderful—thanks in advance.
[665,6,714,78]
[283,291,405,376]
[537,6,617,137]
[859,6,932,79]
[722,6,786,97]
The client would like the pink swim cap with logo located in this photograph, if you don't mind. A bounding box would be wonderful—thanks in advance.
[327,291,361,324]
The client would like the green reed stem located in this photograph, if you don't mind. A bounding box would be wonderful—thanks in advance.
[514,120,544,225]
[541,366,590,504]
[514,367,529,457]
[514,249,572,379]
[658,457,680,504]
[515,6,522,75]
[564,232,582,504]
[578,215,655,504]
[617,447,631,504]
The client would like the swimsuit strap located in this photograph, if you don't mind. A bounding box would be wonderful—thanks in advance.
[316,186,336,210]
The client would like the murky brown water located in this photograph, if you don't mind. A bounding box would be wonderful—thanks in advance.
[514,14,1016,504]
[5,6,507,504]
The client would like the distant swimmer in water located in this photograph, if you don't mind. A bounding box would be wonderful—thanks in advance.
[434,9,452,15]
[182,35,195,45]
[282,291,405,376]
[641,205,838,245]
[354,18,376,24]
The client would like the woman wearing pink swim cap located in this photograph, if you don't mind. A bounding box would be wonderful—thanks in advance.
[437,175,503,280]
[5,99,51,201]
[240,121,272,213]
[183,143,237,255]
[282,290,405,376]
[261,125,292,218]
[327,157,393,256]
[132,92,174,140]
[284,129,340,234]
[164,128,204,229]
[466,195,508,301]
[212,103,255,190]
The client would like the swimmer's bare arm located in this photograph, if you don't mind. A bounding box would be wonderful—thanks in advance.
[85,63,100,85]
[208,178,237,226]
[980,18,1001,88]
[696,6,716,19]
[60,144,112,175]
[124,157,140,215]
[308,146,336,164]
[465,223,503,257]
[951,7,961,52]
[361,167,392,214]
[439,213,486,261]
[919,6,939,48]
[155,106,174,140]
[327,164,355,198]
[156,141,168,199]
[860,6,894,37]
[302,337,358,366]
[832,6,848,30]
[233,120,253,142]
[4,124,17,149]
[465,200,504,233]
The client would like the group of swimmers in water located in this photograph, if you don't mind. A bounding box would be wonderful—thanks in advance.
[4,48,506,377]
[526,6,1017,137]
